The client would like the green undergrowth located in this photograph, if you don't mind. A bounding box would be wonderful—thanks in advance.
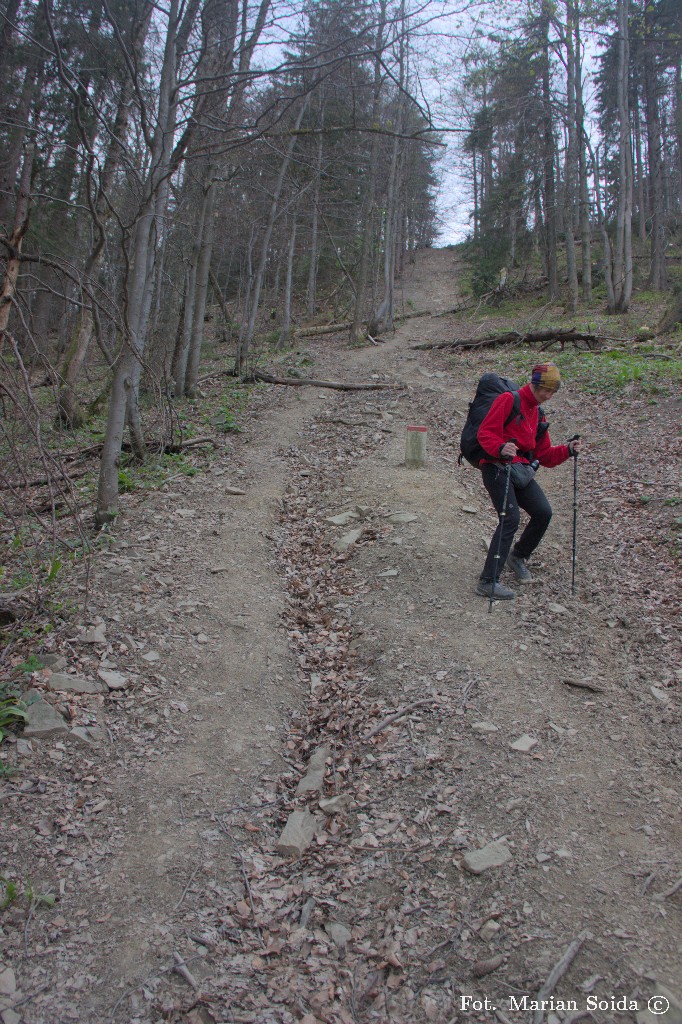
[274,348,315,371]
[116,450,201,495]
[0,684,27,744]
[446,271,682,399]
[203,379,258,433]
[0,876,56,911]
[500,346,682,398]
[0,525,84,613]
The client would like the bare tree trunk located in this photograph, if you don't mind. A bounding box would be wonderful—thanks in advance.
[633,94,648,245]
[170,273,188,390]
[56,312,92,427]
[574,8,591,302]
[96,358,131,525]
[306,137,323,318]
[0,52,41,235]
[533,171,543,256]
[126,181,171,462]
[180,0,271,380]
[472,149,479,241]
[395,173,406,278]
[237,235,254,352]
[671,59,675,205]
[592,142,616,311]
[541,1,559,299]
[27,284,53,363]
[235,97,308,375]
[185,179,217,396]
[642,2,667,291]
[564,1,579,314]
[0,141,34,350]
[350,138,379,344]
[117,223,156,470]
[150,219,168,339]
[351,0,387,344]
[173,260,196,395]
[612,0,633,314]
[278,213,297,349]
[373,135,400,333]
[373,0,408,334]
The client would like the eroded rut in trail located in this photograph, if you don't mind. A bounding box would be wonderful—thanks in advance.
[2,249,680,1024]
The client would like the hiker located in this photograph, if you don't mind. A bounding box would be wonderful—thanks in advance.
[475,363,582,600]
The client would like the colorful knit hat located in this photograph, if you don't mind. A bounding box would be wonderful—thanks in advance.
[531,362,561,392]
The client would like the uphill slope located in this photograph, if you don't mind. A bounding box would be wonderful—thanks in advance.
[2,248,680,1024]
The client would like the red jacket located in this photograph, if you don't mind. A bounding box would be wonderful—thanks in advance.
[477,384,570,467]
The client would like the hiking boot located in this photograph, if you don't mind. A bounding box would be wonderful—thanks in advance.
[507,553,533,582]
[475,579,515,601]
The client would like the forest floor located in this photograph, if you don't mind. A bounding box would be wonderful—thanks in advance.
[1,249,681,1024]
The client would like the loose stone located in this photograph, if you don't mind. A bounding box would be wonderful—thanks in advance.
[463,840,513,874]
[510,734,538,753]
[325,511,359,526]
[296,746,330,796]
[319,794,352,815]
[97,669,129,690]
[24,700,69,739]
[333,528,363,552]
[276,809,318,858]
[48,673,105,695]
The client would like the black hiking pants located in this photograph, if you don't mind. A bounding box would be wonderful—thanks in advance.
[480,464,552,582]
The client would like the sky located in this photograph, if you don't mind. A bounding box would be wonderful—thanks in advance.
[407,0,517,244]
[436,155,472,244]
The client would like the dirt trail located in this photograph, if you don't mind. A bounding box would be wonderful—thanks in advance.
[2,250,680,1024]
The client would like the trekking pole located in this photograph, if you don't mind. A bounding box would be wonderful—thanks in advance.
[489,457,513,614]
[568,435,580,595]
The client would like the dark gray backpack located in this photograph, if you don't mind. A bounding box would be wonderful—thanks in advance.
[459,373,547,467]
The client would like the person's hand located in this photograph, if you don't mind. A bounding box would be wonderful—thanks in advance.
[500,441,518,459]
[567,437,582,456]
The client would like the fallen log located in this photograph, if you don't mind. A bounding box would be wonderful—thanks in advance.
[400,309,432,321]
[431,301,475,318]
[252,369,402,391]
[0,437,222,490]
[294,308,431,339]
[0,466,91,491]
[64,435,222,462]
[295,321,353,338]
[411,334,521,351]
[412,327,627,351]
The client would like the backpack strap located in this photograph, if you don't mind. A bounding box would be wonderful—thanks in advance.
[519,406,549,461]
[536,405,549,440]
[504,390,521,428]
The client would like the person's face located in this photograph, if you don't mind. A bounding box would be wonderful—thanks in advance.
[534,385,558,403]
